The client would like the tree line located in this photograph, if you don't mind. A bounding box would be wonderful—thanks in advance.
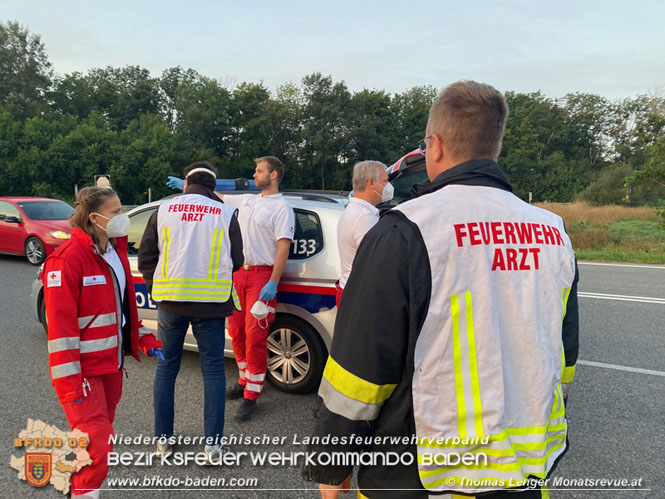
[1,21,663,205]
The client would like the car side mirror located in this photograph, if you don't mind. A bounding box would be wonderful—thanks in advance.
[4,216,22,224]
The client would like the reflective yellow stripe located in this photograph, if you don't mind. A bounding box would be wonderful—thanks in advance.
[465,292,484,438]
[208,228,224,280]
[322,356,396,405]
[512,434,566,451]
[154,278,232,283]
[213,228,224,279]
[451,292,484,438]
[504,423,566,435]
[153,282,232,289]
[150,294,232,301]
[561,287,571,321]
[419,425,566,449]
[541,486,550,499]
[420,460,523,476]
[231,286,241,310]
[419,439,564,479]
[560,286,572,383]
[562,365,576,384]
[208,228,218,279]
[152,289,231,296]
[162,226,170,279]
[451,293,467,437]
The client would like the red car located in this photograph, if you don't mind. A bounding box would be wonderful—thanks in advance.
[0,197,74,265]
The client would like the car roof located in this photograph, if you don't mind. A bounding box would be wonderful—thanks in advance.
[0,196,68,203]
[387,148,425,175]
[127,192,347,216]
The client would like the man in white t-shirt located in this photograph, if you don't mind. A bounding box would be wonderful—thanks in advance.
[336,160,393,307]
[221,156,295,421]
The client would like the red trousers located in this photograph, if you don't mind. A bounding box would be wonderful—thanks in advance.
[61,371,123,493]
[228,266,276,401]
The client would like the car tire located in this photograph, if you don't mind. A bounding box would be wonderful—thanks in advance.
[25,237,46,266]
[39,292,48,334]
[266,316,327,394]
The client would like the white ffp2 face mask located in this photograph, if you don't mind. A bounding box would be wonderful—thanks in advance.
[94,212,131,238]
[381,182,394,203]
[374,182,394,203]
[250,300,275,329]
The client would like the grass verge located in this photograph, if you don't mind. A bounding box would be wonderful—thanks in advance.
[536,202,665,264]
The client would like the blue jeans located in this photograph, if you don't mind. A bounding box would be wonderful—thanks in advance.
[154,309,226,444]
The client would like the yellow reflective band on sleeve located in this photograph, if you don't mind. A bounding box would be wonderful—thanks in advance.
[562,365,576,384]
[465,292,484,439]
[161,226,170,279]
[560,287,571,322]
[451,294,468,438]
[231,286,241,310]
[322,356,396,405]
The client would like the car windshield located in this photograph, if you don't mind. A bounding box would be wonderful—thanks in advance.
[18,201,74,220]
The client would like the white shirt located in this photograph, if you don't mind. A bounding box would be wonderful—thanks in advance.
[224,193,295,266]
[102,243,126,326]
[337,197,379,288]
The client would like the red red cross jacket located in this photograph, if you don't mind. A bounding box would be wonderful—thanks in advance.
[43,228,162,403]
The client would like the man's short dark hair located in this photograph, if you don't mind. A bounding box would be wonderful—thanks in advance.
[183,161,218,190]
[427,80,508,161]
[255,156,284,184]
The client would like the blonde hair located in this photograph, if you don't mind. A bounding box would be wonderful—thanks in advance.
[427,80,508,161]
[70,186,119,253]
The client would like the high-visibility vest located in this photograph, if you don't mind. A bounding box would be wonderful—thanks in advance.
[153,194,240,307]
[394,184,576,493]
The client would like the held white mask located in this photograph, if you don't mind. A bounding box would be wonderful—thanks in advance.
[94,212,131,238]
[250,300,275,329]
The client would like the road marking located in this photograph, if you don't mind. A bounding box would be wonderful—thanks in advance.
[578,262,665,270]
[578,292,665,304]
[578,360,665,377]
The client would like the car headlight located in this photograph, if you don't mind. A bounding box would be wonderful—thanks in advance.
[49,230,71,239]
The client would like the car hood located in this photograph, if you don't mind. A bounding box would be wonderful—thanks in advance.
[27,218,72,233]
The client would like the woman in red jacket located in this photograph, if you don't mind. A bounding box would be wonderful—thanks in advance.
[43,186,163,499]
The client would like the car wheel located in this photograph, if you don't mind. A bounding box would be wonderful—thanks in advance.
[25,237,46,265]
[266,316,327,394]
[39,292,48,334]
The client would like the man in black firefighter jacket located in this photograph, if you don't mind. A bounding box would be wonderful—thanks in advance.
[304,80,580,499]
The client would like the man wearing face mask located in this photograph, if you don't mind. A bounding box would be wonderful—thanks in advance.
[138,162,243,463]
[335,160,392,307]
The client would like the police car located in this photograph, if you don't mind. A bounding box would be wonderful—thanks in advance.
[33,189,347,395]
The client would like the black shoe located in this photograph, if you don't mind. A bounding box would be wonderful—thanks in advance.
[236,399,256,421]
[226,385,244,400]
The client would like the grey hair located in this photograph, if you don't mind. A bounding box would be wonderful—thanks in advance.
[352,160,387,192]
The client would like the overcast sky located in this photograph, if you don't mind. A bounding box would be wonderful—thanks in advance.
[5,0,665,99]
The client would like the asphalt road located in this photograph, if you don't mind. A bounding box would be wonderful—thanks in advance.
[0,255,663,498]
